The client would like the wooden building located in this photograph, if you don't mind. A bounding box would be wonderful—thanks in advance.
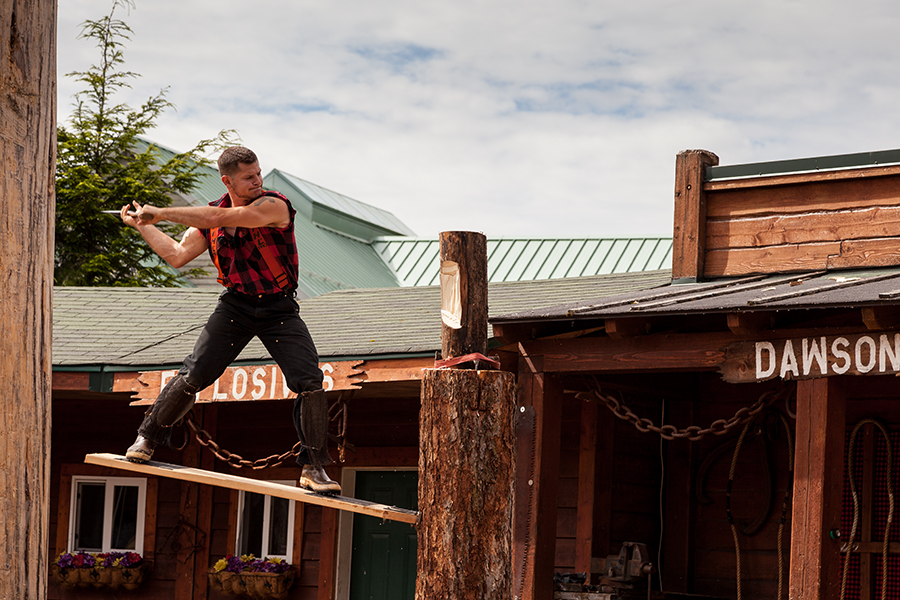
[492,148,900,600]
[48,146,900,600]
[47,271,666,599]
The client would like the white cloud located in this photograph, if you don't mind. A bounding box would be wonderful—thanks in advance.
[57,0,900,239]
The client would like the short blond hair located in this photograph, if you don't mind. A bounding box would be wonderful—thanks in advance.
[217,146,258,177]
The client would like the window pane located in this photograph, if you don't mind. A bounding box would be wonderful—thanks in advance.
[111,485,139,550]
[75,482,105,551]
[268,497,290,556]
[238,492,265,557]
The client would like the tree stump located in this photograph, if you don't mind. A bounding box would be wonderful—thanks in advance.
[417,369,516,599]
[0,1,57,598]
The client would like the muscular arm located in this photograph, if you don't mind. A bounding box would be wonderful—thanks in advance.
[136,225,208,269]
[131,195,290,230]
[120,204,208,268]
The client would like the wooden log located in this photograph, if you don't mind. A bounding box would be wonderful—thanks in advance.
[0,1,57,598]
[439,231,488,360]
[789,378,845,600]
[84,454,419,524]
[417,369,516,599]
[672,149,719,282]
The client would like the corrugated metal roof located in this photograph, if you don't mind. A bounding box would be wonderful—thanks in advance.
[491,267,900,324]
[372,237,673,286]
[52,270,671,367]
[267,170,416,238]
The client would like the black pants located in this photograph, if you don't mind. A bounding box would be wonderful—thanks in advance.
[138,289,324,464]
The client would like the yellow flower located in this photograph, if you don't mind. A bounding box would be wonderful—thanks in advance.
[214,558,228,572]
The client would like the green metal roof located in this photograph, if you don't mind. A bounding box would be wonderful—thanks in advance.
[707,147,900,181]
[372,237,673,286]
[266,170,416,239]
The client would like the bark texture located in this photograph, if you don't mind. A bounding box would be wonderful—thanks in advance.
[0,0,56,597]
[439,231,488,359]
[417,369,516,599]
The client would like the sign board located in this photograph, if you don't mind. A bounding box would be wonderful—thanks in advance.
[721,331,900,383]
[117,357,433,405]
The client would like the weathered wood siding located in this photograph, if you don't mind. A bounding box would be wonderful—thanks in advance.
[703,167,900,278]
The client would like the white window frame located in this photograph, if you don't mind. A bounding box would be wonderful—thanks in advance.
[68,476,147,553]
[235,480,296,562]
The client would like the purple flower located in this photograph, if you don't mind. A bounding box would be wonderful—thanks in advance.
[57,553,75,569]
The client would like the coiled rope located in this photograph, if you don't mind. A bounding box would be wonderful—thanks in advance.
[727,411,793,600]
[840,419,894,600]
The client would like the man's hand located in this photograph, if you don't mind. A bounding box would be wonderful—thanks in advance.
[121,201,162,226]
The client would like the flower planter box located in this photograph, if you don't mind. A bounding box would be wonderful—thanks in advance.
[208,568,297,599]
[51,562,151,591]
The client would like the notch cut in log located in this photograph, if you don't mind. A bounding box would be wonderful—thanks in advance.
[84,453,418,524]
[440,231,488,360]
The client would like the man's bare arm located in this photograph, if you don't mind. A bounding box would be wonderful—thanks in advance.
[121,204,209,268]
[131,196,290,230]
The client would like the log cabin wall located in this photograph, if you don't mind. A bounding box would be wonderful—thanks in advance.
[555,393,662,575]
[559,372,796,599]
[48,390,421,600]
[672,150,900,281]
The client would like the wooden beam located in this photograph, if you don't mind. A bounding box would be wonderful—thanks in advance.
[789,377,845,600]
[604,318,649,339]
[84,454,419,524]
[672,149,719,281]
[574,401,613,583]
[726,312,771,336]
[521,332,732,374]
[861,306,900,331]
[574,400,598,576]
[515,347,563,600]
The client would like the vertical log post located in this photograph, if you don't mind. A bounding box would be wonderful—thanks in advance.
[439,231,488,360]
[418,231,515,599]
[789,377,846,600]
[672,149,718,283]
[0,2,56,599]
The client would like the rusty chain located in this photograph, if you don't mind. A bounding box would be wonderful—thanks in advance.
[183,395,350,470]
[575,385,793,442]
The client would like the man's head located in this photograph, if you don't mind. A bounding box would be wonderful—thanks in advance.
[218,147,263,203]
[217,146,258,178]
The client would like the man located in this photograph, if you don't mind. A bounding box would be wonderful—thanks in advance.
[120,146,340,494]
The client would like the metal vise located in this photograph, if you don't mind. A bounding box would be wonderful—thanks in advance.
[600,542,655,582]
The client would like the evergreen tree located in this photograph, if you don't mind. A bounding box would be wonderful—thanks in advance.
[55,0,236,286]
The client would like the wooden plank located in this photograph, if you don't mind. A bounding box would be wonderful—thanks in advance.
[704,163,900,192]
[524,333,731,375]
[828,237,900,269]
[706,172,900,218]
[84,453,419,524]
[574,401,598,576]
[516,354,563,600]
[662,400,694,593]
[672,149,718,281]
[706,204,900,250]
[704,242,841,277]
[789,378,845,600]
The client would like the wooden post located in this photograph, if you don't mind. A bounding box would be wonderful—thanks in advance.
[418,369,516,599]
[439,231,488,360]
[418,231,515,599]
[672,149,718,282]
[789,377,846,600]
[0,1,56,598]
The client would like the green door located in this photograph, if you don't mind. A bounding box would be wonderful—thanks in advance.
[349,471,418,600]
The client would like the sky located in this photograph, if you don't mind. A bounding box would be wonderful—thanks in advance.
[56,0,900,240]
